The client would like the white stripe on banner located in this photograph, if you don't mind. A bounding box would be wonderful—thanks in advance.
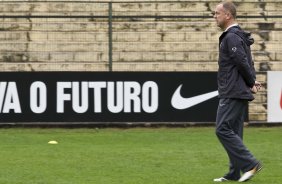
[267,71,282,122]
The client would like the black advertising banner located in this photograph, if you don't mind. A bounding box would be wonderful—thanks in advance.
[0,72,220,123]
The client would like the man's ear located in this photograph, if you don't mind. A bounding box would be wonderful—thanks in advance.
[225,12,232,20]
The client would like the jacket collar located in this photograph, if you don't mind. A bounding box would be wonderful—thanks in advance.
[224,23,239,32]
[219,25,240,42]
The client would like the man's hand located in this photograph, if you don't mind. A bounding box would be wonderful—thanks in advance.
[250,81,262,94]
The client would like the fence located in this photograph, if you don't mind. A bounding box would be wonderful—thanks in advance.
[1,1,281,72]
[1,0,282,121]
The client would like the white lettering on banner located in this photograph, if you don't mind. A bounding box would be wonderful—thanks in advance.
[124,82,141,113]
[0,82,21,113]
[72,82,89,113]
[107,82,123,113]
[57,82,72,113]
[88,82,106,113]
[0,82,7,112]
[30,81,47,113]
[142,81,158,113]
[56,81,159,113]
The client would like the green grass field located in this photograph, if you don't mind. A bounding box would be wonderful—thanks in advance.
[0,127,281,184]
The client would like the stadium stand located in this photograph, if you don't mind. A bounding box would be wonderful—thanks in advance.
[0,0,281,122]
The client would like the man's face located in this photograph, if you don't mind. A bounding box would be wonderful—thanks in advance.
[213,4,228,30]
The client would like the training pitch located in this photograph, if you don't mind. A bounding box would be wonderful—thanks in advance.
[0,127,281,184]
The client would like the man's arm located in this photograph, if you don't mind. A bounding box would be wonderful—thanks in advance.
[227,34,255,87]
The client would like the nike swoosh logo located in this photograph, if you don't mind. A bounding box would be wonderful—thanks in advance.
[171,85,219,110]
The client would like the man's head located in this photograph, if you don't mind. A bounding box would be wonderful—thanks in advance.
[213,1,237,30]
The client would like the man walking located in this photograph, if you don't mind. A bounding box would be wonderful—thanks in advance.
[213,1,262,182]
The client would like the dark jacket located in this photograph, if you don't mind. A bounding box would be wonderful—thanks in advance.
[217,26,256,100]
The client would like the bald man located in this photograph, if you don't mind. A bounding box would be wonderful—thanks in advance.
[213,1,262,182]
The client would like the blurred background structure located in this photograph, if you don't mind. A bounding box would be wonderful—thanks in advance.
[0,0,281,122]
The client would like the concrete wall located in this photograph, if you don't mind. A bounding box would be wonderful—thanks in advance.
[1,0,282,122]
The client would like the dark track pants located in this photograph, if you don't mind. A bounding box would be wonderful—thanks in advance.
[216,98,258,180]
